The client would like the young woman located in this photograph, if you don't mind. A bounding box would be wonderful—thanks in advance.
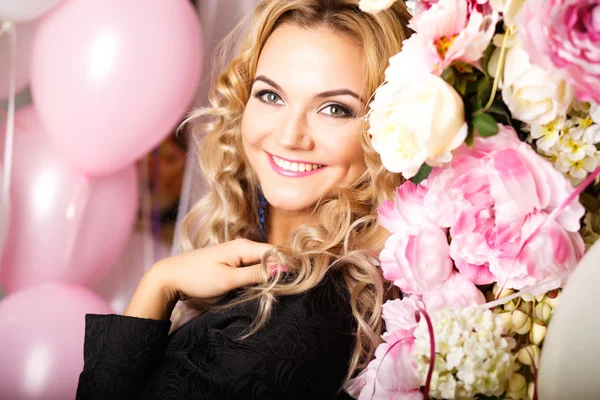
[76,1,411,399]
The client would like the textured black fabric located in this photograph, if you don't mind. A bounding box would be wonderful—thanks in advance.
[76,273,356,399]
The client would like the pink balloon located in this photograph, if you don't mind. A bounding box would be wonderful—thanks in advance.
[94,231,171,314]
[0,20,37,100]
[0,106,138,293]
[30,0,203,176]
[0,282,112,400]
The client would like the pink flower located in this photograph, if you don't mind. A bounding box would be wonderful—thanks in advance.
[382,296,421,340]
[422,272,486,310]
[425,125,585,290]
[379,183,453,294]
[345,331,423,400]
[386,0,498,86]
[518,0,600,103]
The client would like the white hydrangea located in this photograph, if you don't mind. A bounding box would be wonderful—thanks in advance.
[412,308,517,399]
[529,111,600,185]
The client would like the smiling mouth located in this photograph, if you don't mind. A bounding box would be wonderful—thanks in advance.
[271,155,324,172]
[266,153,326,177]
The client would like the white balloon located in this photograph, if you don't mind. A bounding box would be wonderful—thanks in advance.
[0,0,63,22]
[538,240,600,399]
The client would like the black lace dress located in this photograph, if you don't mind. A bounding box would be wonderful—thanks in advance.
[76,272,356,400]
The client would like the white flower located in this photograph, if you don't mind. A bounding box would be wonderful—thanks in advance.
[369,74,468,179]
[489,0,526,28]
[359,0,397,13]
[500,39,574,126]
[529,113,600,184]
[412,308,517,398]
[591,102,600,124]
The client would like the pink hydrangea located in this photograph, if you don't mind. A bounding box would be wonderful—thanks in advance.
[518,0,600,103]
[424,125,585,290]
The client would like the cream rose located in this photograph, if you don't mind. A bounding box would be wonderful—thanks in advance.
[368,74,468,179]
[500,39,574,126]
[358,0,397,14]
[489,0,526,28]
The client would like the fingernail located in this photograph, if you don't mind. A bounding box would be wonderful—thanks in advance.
[269,264,289,276]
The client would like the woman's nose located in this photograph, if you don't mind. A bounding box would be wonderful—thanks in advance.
[275,109,315,151]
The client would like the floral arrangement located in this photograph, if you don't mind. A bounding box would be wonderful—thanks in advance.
[348,0,600,399]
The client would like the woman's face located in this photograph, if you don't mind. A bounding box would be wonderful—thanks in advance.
[241,23,367,213]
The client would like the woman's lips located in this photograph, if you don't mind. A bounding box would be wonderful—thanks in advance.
[266,153,326,177]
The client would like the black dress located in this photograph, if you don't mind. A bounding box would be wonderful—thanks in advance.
[76,272,356,400]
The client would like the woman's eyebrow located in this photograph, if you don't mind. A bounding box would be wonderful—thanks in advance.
[316,89,365,104]
[253,75,283,92]
[253,74,365,104]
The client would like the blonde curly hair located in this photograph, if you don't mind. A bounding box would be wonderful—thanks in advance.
[174,0,412,383]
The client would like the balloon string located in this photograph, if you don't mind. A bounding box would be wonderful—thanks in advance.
[63,176,91,267]
[1,21,16,228]
[140,155,155,271]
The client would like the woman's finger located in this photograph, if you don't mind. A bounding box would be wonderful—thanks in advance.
[221,239,275,267]
[231,263,264,288]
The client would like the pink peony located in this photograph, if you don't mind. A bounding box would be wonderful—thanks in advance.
[424,125,585,290]
[422,272,486,310]
[345,331,423,400]
[379,183,453,294]
[382,296,421,340]
[386,0,497,86]
[518,0,600,103]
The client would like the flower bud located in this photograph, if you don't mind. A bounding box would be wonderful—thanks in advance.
[520,292,535,302]
[530,320,548,345]
[535,294,545,302]
[498,311,513,333]
[507,372,527,399]
[493,283,515,299]
[512,310,531,335]
[534,302,552,322]
[504,299,518,311]
[518,301,532,315]
[517,344,540,366]
[544,289,561,308]
[528,382,535,400]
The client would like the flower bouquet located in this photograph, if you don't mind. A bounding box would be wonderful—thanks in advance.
[348,0,600,399]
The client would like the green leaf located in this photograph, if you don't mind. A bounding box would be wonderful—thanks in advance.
[580,192,600,213]
[473,113,499,137]
[481,44,496,77]
[455,77,468,96]
[441,66,455,86]
[476,75,492,108]
[411,163,432,185]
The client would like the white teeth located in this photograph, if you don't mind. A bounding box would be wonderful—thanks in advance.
[272,155,323,172]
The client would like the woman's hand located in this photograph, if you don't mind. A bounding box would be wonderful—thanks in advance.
[123,239,275,320]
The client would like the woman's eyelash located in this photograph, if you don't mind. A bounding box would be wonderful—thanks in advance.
[254,90,282,104]
[320,104,355,119]
[253,90,356,118]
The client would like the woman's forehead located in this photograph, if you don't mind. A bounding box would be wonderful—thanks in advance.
[255,23,366,95]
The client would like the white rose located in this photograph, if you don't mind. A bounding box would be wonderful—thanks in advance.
[489,0,526,29]
[359,0,397,14]
[501,40,574,126]
[368,74,468,179]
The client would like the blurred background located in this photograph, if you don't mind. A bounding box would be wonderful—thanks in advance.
[0,1,258,398]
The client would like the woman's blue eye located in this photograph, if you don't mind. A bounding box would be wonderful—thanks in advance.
[320,104,353,118]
